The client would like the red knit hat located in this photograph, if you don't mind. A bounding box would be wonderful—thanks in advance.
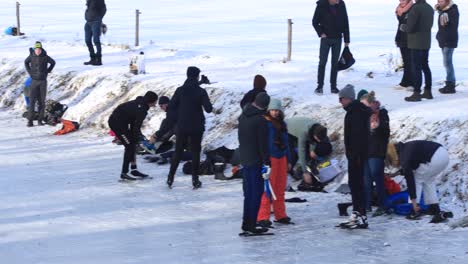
[253,75,267,90]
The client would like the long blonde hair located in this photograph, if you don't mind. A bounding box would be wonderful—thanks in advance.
[386,142,400,168]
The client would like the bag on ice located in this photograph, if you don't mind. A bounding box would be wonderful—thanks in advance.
[337,47,355,71]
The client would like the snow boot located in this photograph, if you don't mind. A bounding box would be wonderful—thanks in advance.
[167,174,174,188]
[93,55,102,66]
[275,217,294,225]
[83,55,96,65]
[338,202,352,216]
[131,169,149,178]
[192,179,202,189]
[331,86,340,94]
[27,121,33,127]
[339,211,368,229]
[314,87,323,95]
[405,92,422,102]
[121,173,138,181]
[258,220,273,228]
[439,82,456,94]
[214,163,229,180]
[421,89,433,100]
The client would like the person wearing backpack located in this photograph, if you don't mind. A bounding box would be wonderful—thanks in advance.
[24,41,56,127]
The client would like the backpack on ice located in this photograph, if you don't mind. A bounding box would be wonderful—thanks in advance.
[337,47,355,71]
[44,100,68,125]
[54,120,80,135]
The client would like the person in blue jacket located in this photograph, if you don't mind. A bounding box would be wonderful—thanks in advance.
[24,77,32,109]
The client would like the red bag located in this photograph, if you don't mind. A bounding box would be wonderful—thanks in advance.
[384,176,401,195]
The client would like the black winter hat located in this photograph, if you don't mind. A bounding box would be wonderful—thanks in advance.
[315,141,332,157]
[254,92,270,110]
[187,66,201,79]
[143,91,158,104]
[158,96,170,105]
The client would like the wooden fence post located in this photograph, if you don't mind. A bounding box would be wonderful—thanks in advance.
[287,19,293,62]
[135,9,141,47]
[16,2,21,36]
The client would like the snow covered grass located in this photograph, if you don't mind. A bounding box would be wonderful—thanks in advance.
[0,0,467,261]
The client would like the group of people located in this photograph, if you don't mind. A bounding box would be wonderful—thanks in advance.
[312,0,460,101]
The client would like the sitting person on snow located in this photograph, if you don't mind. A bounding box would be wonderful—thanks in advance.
[285,117,333,191]
[386,140,451,223]
[147,96,177,153]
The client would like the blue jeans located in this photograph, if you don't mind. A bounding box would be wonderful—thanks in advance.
[84,21,102,56]
[410,49,432,93]
[242,166,264,230]
[363,158,386,210]
[317,38,342,89]
[442,47,456,83]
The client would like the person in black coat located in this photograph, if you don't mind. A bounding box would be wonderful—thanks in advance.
[238,92,271,234]
[312,0,350,94]
[166,67,213,189]
[436,0,459,94]
[108,91,158,180]
[338,84,372,228]
[24,41,56,127]
[84,0,107,66]
[395,0,414,88]
[149,96,176,147]
[240,75,267,110]
[387,140,450,223]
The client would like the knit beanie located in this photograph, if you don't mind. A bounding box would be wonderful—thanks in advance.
[267,98,283,112]
[254,92,270,110]
[253,75,267,90]
[158,96,170,105]
[34,41,42,49]
[338,84,356,100]
[187,66,201,79]
[143,91,158,104]
[357,89,369,101]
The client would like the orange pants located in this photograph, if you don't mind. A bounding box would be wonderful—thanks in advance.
[257,156,288,221]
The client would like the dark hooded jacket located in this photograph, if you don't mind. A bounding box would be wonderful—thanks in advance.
[312,0,350,43]
[153,104,177,142]
[344,100,372,160]
[406,0,434,50]
[24,49,56,81]
[108,96,149,142]
[395,10,411,47]
[436,2,459,48]
[238,104,269,167]
[169,78,213,133]
[396,140,442,199]
[240,88,267,110]
[368,109,390,158]
[85,0,107,22]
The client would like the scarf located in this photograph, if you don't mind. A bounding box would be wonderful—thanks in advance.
[396,1,414,17]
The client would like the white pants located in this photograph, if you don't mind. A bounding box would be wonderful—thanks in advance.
[413,147,449,205]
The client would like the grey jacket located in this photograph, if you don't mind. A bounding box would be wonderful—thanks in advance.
[407,0,434,50]
[285,117,319,171]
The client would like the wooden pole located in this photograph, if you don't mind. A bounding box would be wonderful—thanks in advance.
[287,19,293,62]
[135,9,141,47]
[16,2,21,36]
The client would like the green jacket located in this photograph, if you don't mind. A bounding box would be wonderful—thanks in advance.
[285,117,319,171]
[407,0,434,50]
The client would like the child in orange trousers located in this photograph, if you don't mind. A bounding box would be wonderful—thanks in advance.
[257,99,292,227]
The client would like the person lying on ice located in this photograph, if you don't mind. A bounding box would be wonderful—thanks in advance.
[285,117,332,191]
[256,99,293,228]
[108,91,158,181]
[386,140,452,223]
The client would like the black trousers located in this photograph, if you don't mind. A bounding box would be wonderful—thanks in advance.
[109,121,136,174]
[348,156,367,215]
[411,49,432,93]
[399,47,413,87]
[168,130,203,182]
[317,38,342,89]
[28,80,47,122]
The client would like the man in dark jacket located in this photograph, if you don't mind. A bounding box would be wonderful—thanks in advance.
[24,41,56,127]
[338,84,371,229]
[108,91,158,181]
[240,75,267,109]
[147,96,176,154]
[403,0,434,102]
[238,92,270,234]
[395,0,413,88]
[436,0,459,94]
[312,0,350,95]
[84,0,107,66]
[166,67,213,189]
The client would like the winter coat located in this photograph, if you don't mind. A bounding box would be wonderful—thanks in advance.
[395,11,410,48]
[395,140,442,199]
[368,108,390,158]
[169,78,213,133]
[108,96,149,142]
[312,0,350,43]
[406,0,434,50]
[265,116,291,162]
[344,100,372,160]
[85,0,107,22]
[285,117,319,171]
[238,104,269,167]
[24,49,56,81]
[436,2,459,49]
[240,88,267,110]
[153,105,177,142]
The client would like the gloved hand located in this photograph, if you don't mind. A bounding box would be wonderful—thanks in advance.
[199,75,211,85]
[261,165,271,180]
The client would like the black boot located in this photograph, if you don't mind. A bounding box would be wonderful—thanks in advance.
[131,169,149,178]
[314,86,323,95]
[214,163,229,180]
[37,120,45,126]
[331,86,340,94]
[121,173,138,181]
[27,120,33,127]
[192,178,202,189]
[93,55,102,66]
[167,174,174,188]
[84,55,96,65]
[439,82,456,94]
[421,89,433,100]
[258,220,273,228]
[404,92,422,102]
